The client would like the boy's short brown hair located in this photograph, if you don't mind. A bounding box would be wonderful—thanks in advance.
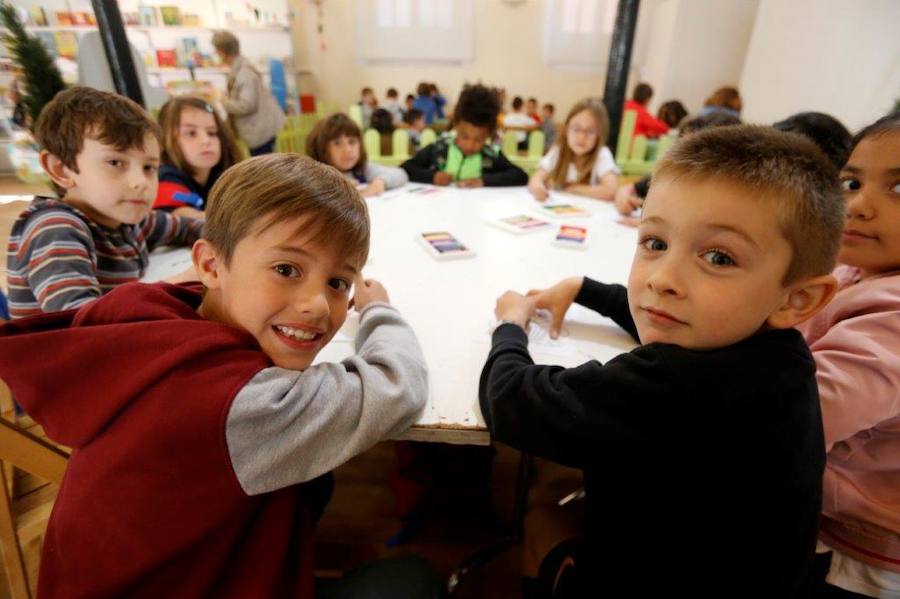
[204,154,370,269]
[34,86,161,197]
[653,124,844,284]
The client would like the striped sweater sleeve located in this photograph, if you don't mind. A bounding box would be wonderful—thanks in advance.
[141,209,203,252]
[7,210,101,316]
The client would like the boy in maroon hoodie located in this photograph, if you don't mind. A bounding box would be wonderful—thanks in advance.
[0,155,442,598]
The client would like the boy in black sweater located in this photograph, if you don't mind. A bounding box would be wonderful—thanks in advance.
[401,84,527,188]
[480,126,845,598]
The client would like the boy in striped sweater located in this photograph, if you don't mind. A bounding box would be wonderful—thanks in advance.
[6,86,202,319]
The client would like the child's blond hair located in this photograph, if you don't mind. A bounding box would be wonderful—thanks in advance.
[204,154,370,268]
[654,125,844,284]
[549,98,610,188]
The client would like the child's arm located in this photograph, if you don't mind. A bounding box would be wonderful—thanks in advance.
[141,209,203,252]
[483,151,528,187]
[564,172,619,201]
[530,277,639,342]
[401,145,440,184]
[365,162,409,190]
[528,168,551,202]
[479,322,667,467]
[806,313,900,451]
[223,300,428,495]
[11,214,101,313]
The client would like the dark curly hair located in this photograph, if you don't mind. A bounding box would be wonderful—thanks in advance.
[773,112,852,170]
[453,84,500,132]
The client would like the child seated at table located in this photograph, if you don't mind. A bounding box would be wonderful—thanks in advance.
[306,113,408,197]
[6,86,202,320]
[800,113,900,598]
[403,108,426,151]
[153,95,243,219]
[528,97,619,202]
[0,154,439,598]
[401,83,527,188]
[482,125,845,597]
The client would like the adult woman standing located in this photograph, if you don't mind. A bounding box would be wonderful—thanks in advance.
[211,31,285,156]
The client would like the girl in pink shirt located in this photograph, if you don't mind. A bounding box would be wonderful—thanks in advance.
[799,113,900,598]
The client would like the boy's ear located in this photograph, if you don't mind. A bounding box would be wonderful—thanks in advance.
[192,239,223,290]
[39,150,76,190]
[767,274,838,329]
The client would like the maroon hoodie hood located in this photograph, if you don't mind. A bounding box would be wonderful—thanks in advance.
[0,283,316,598]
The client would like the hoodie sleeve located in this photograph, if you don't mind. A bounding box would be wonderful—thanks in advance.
[401,144,441,183]
[365,161,409,189]
[482,150,528,187]
[225,304,428,495]
[575,278,640,342]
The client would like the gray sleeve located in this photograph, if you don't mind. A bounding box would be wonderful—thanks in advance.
[223,69,259,116]
[365,161,409,190]
[225,304,428,495]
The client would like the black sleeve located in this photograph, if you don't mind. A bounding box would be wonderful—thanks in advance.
[482,150,529,187]
[478,324,672,468]
[401,145,440,183]
[634,175,651,198]
[575,278,640,342]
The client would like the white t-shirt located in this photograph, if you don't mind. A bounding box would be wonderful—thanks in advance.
[539,145,620,185]
[817,541,900,598]
[503,112,537,143]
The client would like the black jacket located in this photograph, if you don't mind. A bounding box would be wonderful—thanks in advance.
[479,278,824,597]
[400,136,528,187]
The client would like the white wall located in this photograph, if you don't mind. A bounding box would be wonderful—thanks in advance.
[640,0,759,115]
[739,0,900,131]
[289,0,664,116]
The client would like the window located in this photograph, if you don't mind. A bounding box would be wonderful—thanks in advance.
[545,0,619,70]
[355,0,474,65]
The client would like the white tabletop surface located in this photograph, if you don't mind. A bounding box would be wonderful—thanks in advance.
[144,184,640,444]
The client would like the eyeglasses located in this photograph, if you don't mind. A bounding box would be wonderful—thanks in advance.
[567,125,599,138]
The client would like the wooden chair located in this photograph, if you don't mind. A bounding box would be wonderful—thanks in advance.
[0,381,69,599]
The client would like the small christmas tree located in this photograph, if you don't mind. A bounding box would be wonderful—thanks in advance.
[0,1,66,128]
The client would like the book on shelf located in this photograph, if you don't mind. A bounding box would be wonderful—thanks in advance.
[159,6,181,26]
[156,49,177,68]
[182,13,202,27]
[30,7,48,26]
[138,6,158,26]
[53,31,78,59]
[71,12,95,26]
[176,37,200,68]
[55,11,74,26]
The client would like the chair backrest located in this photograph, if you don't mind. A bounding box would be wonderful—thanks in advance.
[615,109,638,164]
[419,128,437,148]
[0,381,69,599]
[275,128,306,154]
[527,129,545,158]
[363,128,381,160]
[391,129,410,160]
[348,105,364,129]
[501,130,518,157]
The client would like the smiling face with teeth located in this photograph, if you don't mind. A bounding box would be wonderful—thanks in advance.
[193,214,361,370]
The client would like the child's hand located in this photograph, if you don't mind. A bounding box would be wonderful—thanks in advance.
[614,184,642,216]
[457,178,483,188]
[526,276,583,339]
[360,178,386,197]
[351,276,390,312]
[433,171,453,186]
[495,291,536,330]
[528,179,549,202]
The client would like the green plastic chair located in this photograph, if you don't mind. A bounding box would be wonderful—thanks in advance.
[348,105,363,128]
[392,129,410,161]
[363,128,381,160]
[420,128,437,148]
[615,109,675,176]
[501,130,518,158]
[276,128,306,154]
[527,129,545,158]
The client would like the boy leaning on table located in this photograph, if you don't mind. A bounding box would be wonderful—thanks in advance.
[0,154,445,598]
[481,126,846,597]
[6,86,201,319]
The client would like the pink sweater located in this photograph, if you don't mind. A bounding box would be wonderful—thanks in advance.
[797,265,900,572]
